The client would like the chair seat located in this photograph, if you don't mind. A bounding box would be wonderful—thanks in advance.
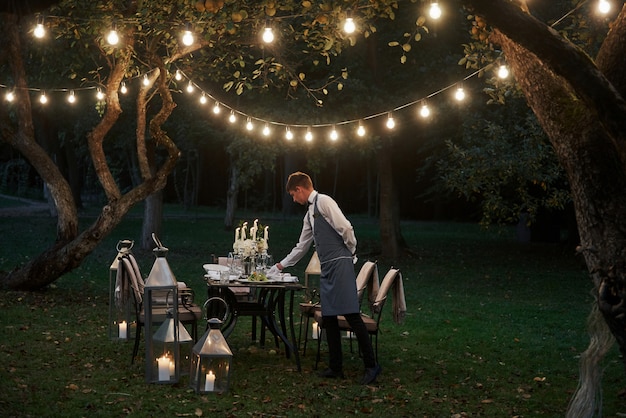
[337,314,377,333]
[299,302,319,315]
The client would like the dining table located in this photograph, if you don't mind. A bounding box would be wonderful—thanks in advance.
[204,274,303,372]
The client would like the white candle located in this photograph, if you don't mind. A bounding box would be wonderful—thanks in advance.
[157,356,170,381]
[312,322,320,339]
[253,218,258,230]
[118,321,127,339]
[264,226,269,241]
[169,359,175,377]
[204,370,215,391]
[241,223,247,240]
[235,227,240,242]
[250,226,257,241]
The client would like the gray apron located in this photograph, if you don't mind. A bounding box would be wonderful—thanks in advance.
[311,195,359,316]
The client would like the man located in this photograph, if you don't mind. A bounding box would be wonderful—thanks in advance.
[269,172,381,385]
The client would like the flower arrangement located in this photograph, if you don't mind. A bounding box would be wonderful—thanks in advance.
[233,219,268,260]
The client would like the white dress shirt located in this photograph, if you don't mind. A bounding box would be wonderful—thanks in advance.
[280,190,357,268]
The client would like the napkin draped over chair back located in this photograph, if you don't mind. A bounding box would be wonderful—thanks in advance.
[115,253,144,309]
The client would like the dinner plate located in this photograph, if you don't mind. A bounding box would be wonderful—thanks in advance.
[203,263,229,273]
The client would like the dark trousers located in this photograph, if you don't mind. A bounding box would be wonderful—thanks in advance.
[323,313,376,371]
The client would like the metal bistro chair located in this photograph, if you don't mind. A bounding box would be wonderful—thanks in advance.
[115,253,202,364]
[299,259,378,356]
[314,267,400,369]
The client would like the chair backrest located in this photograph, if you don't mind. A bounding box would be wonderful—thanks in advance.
[115,253,145,314]
[355,261,378,306]
[372,268,400,317]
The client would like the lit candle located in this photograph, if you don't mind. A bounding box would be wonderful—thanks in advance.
[157,355,170,381]
[118,321,127,339]
[235,227,240,242]
[241,222,247,240]
[205,370,215,391]
[253,219,258,230]
[169,359,175,377]
[250,226,257,241]
[312,322,320,339]
[264,226,269,242]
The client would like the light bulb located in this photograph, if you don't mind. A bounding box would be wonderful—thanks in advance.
[186,82,194,93]
[212,102,221,114]
[120,82,127,94]
[386,114,395,129]
[330,126,338,141]
[175,70,182,81]
[96,89,105,100]
[357,124,366,137]
[34,23,45,39]
[182,30,194,46]
[285,128,294,140]
[305,128,313,142]
[199,94,207,104]
[39,92,47,104]
[262,27,274,43]
[246,118,254,131]
[107,27,119,45]
[142,75,150,86]
[497,65,509,79]
[229,111,237,123]
[419,104,430,118]
[598,0,611,14]
[263,124,271,136]
[5,91,15,102]
[454,87,465,101]
[429,2,442,20]
[67,90,76,103]
[343,17,356,34]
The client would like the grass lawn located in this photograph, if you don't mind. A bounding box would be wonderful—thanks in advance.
[0,208,624,417]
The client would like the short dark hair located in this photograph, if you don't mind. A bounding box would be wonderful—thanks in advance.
[286,171,312,192]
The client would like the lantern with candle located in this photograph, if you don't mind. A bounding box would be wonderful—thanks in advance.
[190,299,233,394]
[109,239,135,341]
[144,234,186,384]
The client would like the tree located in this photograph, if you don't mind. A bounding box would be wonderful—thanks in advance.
[457,1,626,415]
[1,0,412,290]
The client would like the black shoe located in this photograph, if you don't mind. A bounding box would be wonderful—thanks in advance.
[361,364,382,385]
[318,368,345,379]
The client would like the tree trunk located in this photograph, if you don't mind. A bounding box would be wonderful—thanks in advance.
[461,1,626,414]
[224,164,239,229]
[0,15,180,290]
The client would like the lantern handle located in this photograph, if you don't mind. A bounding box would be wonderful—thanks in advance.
[203,297,229,323]
[116,239,134,252]
[151,233,164,249]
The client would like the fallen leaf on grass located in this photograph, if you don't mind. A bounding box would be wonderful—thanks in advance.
[481,399,493,404]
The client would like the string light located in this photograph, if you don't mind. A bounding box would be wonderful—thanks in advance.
[330,125,339,141]
[357,122,366,137]
[33,17,45,39]
[199,93,207,104]
[39,91,48,104]
[67,90,76,103]
[182,23,194,46]
[262,123,271,136]
[4,2,600,144]
[212,101,221,114]
[497,65,510,79]
[343,12,356,34]
[262,26,275,44]
[598,0,611,14]
[429,2,442,20]
[386,113,396,129]
[106,22,119,46]
[454,86,466,101]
